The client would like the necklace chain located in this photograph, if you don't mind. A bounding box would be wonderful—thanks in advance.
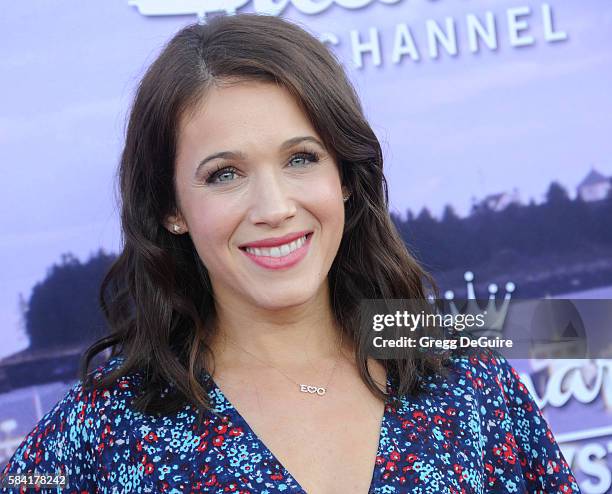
[224,331,343,397]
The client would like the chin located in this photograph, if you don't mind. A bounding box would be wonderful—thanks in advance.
[248,285,317,311]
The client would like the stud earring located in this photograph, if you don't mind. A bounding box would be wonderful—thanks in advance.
[173,224,181,233]
[343,193,351,202]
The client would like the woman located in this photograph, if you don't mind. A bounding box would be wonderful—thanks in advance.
[1,13,579,494]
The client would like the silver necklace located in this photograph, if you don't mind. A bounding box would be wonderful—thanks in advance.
[224,331,343,397]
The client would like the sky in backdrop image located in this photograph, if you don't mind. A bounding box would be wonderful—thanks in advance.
[1,1,612,490]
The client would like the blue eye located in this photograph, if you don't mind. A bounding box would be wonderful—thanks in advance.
[206,167,238,184]
[289,151,320,167]
[204,149,321,185]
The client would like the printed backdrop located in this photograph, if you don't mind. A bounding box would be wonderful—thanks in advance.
[1,1,611,491]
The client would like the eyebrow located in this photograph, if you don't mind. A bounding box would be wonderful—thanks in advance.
[194,136,325,177]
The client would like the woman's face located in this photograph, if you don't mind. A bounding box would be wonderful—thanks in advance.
[168,81,347,311]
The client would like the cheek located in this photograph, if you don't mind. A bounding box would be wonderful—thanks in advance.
[307,181,345,234]
[183,198,237,265]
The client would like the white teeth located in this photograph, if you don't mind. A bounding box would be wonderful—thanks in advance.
[245,235,307,257]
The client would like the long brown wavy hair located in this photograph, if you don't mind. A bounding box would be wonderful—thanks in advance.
[79,13,445,420]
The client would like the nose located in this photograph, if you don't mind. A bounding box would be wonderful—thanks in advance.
[247,169,297,227]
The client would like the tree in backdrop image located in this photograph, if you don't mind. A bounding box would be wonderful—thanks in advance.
[395,181,612,297]
[25,249,115,350]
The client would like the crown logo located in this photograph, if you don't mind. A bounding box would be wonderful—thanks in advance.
[433,270,516,335]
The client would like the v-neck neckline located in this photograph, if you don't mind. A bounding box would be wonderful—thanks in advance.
[200,370,395,494]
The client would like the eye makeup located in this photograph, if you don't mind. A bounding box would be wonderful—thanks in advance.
[203,147,322,185]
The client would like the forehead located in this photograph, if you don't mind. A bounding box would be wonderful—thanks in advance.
[177,81,317,151]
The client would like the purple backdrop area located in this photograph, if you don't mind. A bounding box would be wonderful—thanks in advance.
[1,1,611,491]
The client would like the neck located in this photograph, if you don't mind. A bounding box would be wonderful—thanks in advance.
[206,282,350,372]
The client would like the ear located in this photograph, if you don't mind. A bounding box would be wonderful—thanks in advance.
[341,185,351,200]
[163,211,188,235]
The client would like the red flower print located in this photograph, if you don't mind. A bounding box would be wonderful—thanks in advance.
[229,427,244,437]
[144,431,158,442]
[548,460,561,473]
[101,424,112,439]
[505,432,517,448]
[215,424,228,434]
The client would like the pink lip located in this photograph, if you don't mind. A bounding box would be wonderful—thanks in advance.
[240,233,313,270]
[239,230,312,248]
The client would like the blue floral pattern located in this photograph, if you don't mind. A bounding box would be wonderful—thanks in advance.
[0,351,580,493]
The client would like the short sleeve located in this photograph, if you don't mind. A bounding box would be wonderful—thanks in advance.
[0,380,97,493]
[493,355,581,493]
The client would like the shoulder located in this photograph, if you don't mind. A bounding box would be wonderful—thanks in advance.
[446,349,515,379]
[407,349,548,436]
[81,354,143,401]
[387,352,579,491]
[27,354,139,435]
[391,350,524,413]
[417,349,518,391]
[0,355,141,483]
[59,355,143,423]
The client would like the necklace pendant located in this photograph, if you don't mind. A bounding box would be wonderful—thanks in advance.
[299,383,326,396]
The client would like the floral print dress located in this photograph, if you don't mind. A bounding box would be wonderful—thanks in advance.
[0,351,580,493]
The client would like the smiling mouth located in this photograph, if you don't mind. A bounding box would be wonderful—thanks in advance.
[239,232,313,258]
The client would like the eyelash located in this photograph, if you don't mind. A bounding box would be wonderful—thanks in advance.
[204,148,321,185]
